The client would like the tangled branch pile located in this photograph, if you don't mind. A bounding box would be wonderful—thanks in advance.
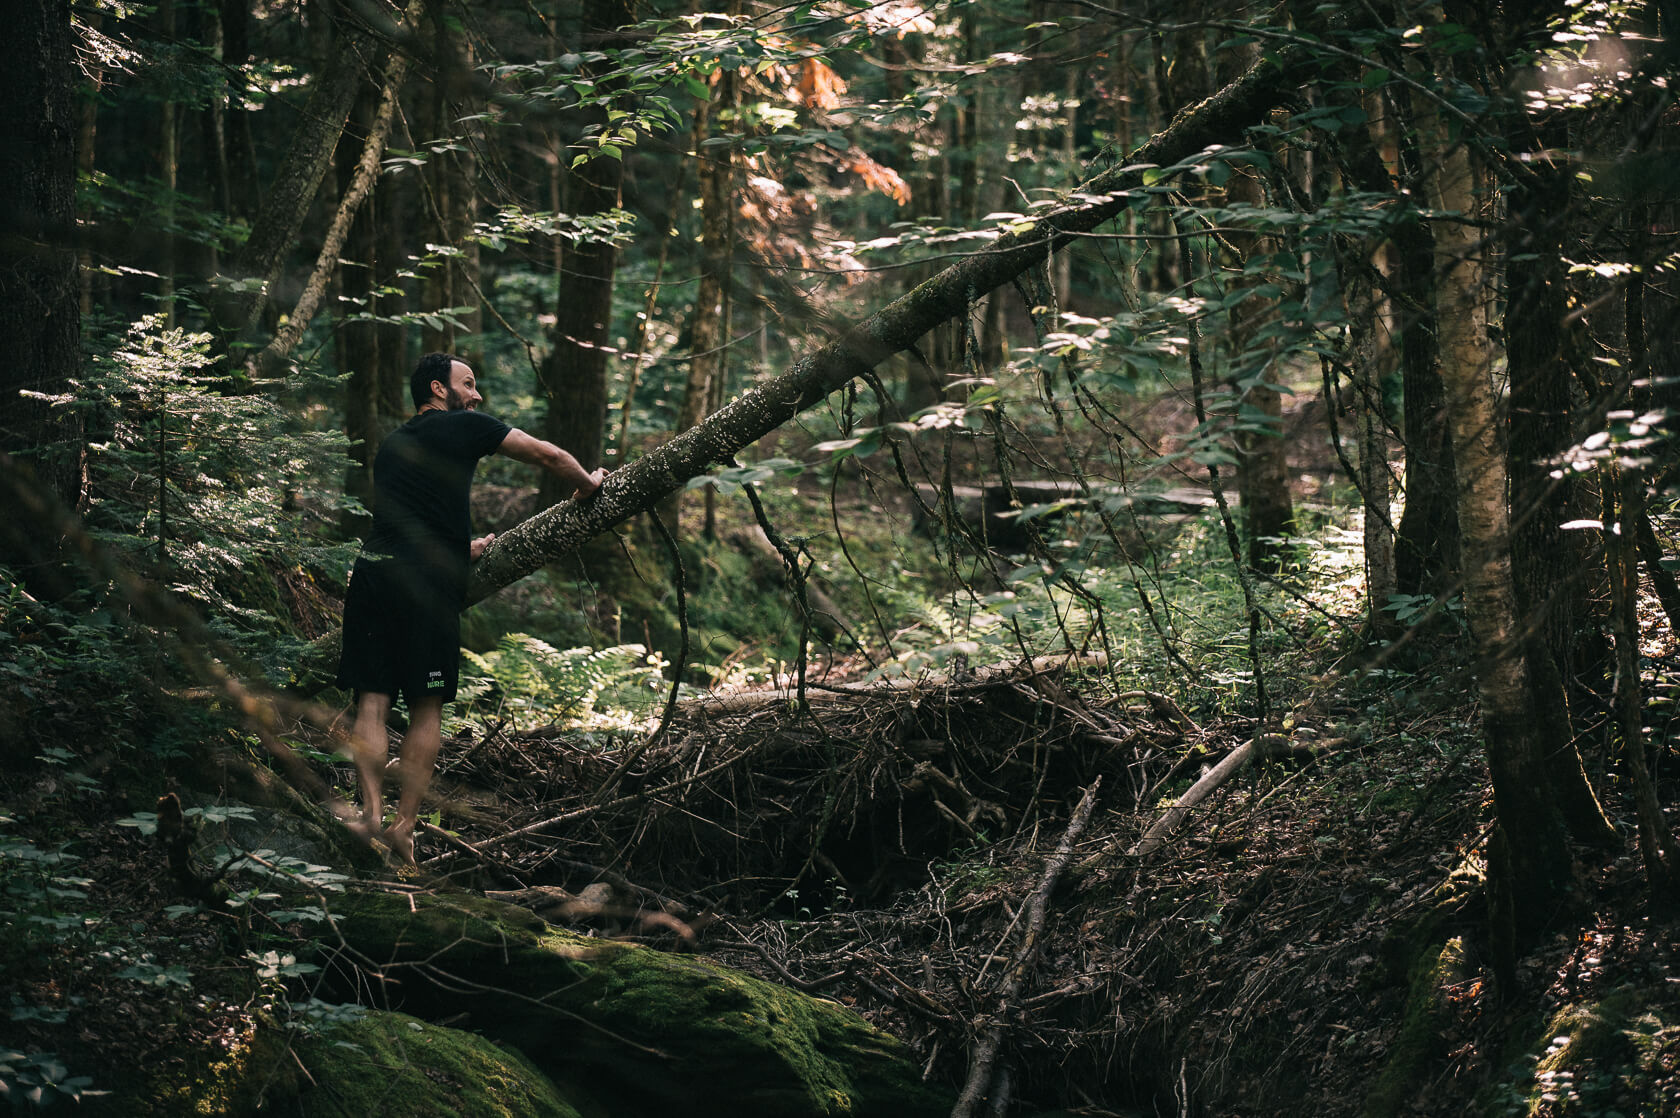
[339,658,1429,1114]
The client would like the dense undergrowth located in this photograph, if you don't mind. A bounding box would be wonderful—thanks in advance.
[5,461,1679,1114]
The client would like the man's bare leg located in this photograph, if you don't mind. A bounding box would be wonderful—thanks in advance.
[385,696,444,865]
[349,692,394,837]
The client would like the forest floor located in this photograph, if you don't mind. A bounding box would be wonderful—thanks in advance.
[6,396,1680,1114]
[7,618,1679,1115]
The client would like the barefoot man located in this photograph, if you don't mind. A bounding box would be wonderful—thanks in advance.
[336,353,603,862]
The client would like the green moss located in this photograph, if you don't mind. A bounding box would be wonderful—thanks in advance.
[1377,856,1484,987]
[1363,936,1468,1118]
[1490,991,1680,1117]
[325,891,952,1117]
[151,1010,585,1116]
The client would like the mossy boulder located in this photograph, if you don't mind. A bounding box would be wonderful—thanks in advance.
[1364,936,1468,1118]
[321,891,951,1117]
[1491,990,1680,1117]
[151,1009,587,1116]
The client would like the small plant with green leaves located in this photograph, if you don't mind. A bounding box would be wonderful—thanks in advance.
[53,315,357,663]
[461,635,668,727]
[0,817,97,958]
[0,1049,106,1109]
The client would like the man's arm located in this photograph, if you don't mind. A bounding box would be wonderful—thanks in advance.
[498,428,605,499]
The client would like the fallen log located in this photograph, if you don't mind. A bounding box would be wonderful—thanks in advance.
[1127,733,1331,856]
[1130,740,1254,856]
[684,652,1112,714]
[290,42,1314,692]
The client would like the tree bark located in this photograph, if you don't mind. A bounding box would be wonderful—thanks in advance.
[538,0,634,491]
[1224,151,1295,572]
[0,0,83,517]
[1606,463,1680,891]
[1348,274,1400,640]
[253,30,413,377]
[158,0,179,325]
[416,0,477,358]
[1506,155,1598,680]
[660,54,736,527]
[1390,104,1459,596]
[212,12,373,338]
[1498,152,1616,846]
[612,181,679,463]
[220,0,261,221]
[1432,135,1577,968]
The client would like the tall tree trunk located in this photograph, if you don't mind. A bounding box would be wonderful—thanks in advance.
[702,264,734,541]
[1433,135,1577,974]
[338,96,384,538]
[1356,325,1398,636]
[213,14,372,338]
[900,32,954,417]
[339,60,414,534]
[202,0,232,222]
[612,180,679,464]
[1391,102,1459,596]
[660,56,736,526]
[158,0,179,325]
[76,12,103,318]
[416,0,477,360]
[221,0,260,220]
[1330,114,1407,633]
[0,0,83,517]
[1052,68,1078,306]
[1506,157,1601,683]
[1610,248,1680,890]
[1606,461,1680,891]
[254,35,412,376]
[538,0,633,495]
[1215,39,1294,572]
[1334,253,1399,639]
[1498,150,1617,847]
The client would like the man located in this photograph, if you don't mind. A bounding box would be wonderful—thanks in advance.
[337,352,603,863]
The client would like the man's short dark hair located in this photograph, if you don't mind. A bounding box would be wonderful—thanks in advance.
[410,353,457,409]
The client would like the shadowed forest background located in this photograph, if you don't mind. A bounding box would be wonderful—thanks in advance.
[3,0,1680,1114]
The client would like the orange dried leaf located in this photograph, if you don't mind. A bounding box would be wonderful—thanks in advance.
[796,58,847,109]
[845,152,911,206]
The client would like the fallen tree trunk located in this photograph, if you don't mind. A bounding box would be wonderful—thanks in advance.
[685,652,1113,714]
[462,45,1307,604]
[293,44,1310,689]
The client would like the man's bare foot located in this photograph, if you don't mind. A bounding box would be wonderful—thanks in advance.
[336,809,381,846]
[384,824,416,866]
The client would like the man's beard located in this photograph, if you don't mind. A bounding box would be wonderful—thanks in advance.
[445,387,475,411]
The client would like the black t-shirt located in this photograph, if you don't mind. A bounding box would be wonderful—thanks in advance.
[360,409,511,597]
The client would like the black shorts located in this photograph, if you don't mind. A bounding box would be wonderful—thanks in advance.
[336,558,462,705]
